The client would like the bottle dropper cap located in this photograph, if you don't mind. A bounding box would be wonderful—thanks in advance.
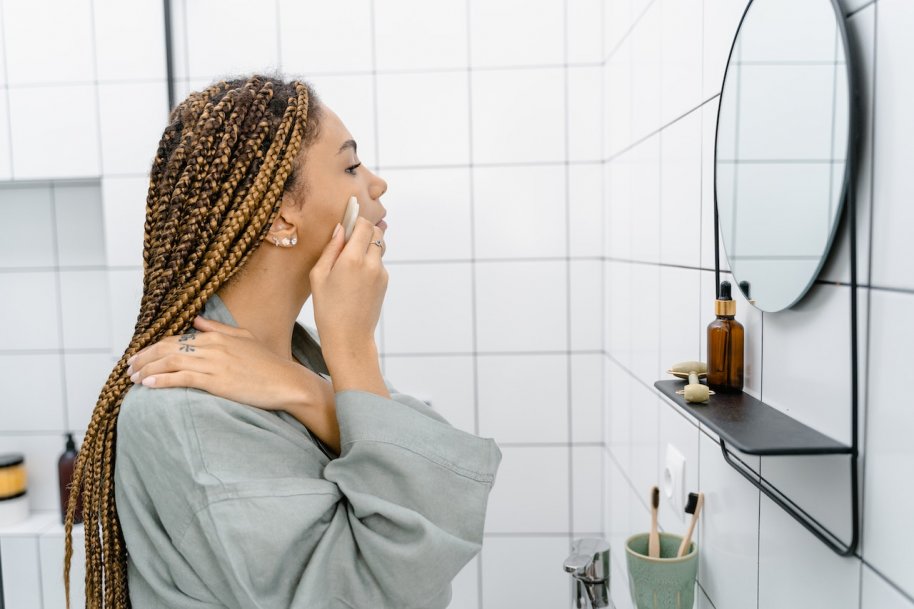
[65,432,77,453]
[715,280,736,316]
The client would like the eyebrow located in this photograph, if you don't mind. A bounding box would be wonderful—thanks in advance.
[337,139,358,155]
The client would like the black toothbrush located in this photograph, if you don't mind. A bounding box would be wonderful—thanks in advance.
[677,492,704,557]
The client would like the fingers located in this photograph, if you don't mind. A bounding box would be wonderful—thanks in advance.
[366,224,385,260]
[193,315,251,337]
[134,369,213,392]
[311,222,346,280]
[129,351,212,386]
[126,330,212,376]
[342,216,378,261]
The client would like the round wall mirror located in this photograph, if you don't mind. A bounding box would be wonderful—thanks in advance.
[714,0,857,312]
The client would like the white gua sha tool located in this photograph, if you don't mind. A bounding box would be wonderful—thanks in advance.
[342,195,360,242]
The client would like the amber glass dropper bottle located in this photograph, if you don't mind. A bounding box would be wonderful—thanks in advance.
[707,280,744,393]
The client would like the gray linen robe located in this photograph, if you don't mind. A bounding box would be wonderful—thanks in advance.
[113,293,502,608]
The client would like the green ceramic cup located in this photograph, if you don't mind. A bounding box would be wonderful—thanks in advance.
[624,532,698,609]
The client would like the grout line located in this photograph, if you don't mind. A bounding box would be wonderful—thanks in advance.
[563,0,574,550]
[463,1,484,606]
[48,185,70,432]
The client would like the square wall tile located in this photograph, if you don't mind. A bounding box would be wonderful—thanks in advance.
[0,354,65,432]
[659,266,701,378]
[629,134,661,264]
[702,0,748,100]
[9,85,100,179]
[478,354,568,444]
[448,555,479,609]
[607,152,633,260]
[471,68,565,164]
[606,358,633,473]
[374,0,468,71]
[630,1,662,141]
[375,167,472,262]
[656,401,699,532]
[0,92,10,179]
[571,353,602,444]
[382,263,474,353]
[660,110,702,268]
[568,0,603,63]
[0,184,55,268]
[659,0,703,125]
[819,4,875,286]
[54,182,106,268]
[279,0,372,74]
[93,0,167,81]
[473,164,566,259]
[101,176,148,268]
[305,74,377,169]
[629,265,660,386]
[3,0,95,85]
[572,446,604,534]
[568,164,603,258]
[568,66,603,162]
[59,271,111,350]
[0,272,60,350]
[863,289,914,599]
[762,283,859,446]
[484,446,569,533]
[98,82,169,175]
[185,0,279,79]
[758,492,859,609]
[40,528,87,609]
[0,536,43,608]
[65,353,116,434]
[377,71,470,167]
[697,430,759,609]
[481,536,570,608]
[475,260,567,352]
[628,381,660,501]
[469,0,564,68]
[606,261,632,368]
[570,260,602,352]
[381,355,476,435]
[606,37,633,157]
[106,269,144,355]
[701,99,730,273]
[871,0,914,291]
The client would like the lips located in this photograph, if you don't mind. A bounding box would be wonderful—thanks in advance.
[376,219,387,229]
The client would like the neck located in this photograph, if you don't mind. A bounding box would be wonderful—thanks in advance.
[216,246,314,362]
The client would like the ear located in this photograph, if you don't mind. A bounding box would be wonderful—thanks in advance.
[266,199,298,246]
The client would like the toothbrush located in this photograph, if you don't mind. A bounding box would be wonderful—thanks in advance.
[677,491,704,558]
[649,486,660,558]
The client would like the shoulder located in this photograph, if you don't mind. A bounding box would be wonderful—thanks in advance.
[118,383,261,447]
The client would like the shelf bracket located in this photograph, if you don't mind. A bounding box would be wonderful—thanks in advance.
[719,439,859,556]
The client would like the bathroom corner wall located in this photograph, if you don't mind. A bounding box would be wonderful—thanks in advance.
[601,1,914,608]
[0,0,167,606]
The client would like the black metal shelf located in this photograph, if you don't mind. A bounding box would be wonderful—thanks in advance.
[653,380,851,456]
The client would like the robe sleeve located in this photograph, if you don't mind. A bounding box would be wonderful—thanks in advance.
[173,386,502,609]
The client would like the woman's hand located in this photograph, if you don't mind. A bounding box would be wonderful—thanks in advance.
[126,316,329,418]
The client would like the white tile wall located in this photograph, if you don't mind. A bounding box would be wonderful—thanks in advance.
[603,1,914,609]
[2,0,912,608]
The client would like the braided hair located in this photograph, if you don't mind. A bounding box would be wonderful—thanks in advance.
[63,74,324,609]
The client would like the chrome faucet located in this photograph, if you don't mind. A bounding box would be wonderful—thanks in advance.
[564,537,611,608]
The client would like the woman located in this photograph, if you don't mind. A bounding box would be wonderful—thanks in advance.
[64,74,502,609]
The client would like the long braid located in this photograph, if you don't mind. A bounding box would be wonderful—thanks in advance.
[63,75,323,609]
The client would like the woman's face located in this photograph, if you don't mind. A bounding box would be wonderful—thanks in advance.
[269,104,388,265]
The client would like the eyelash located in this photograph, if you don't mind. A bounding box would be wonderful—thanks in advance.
[346,162,362,175]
